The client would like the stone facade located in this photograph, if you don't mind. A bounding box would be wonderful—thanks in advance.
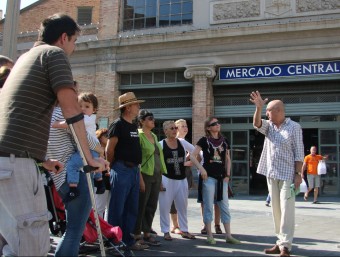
[0,0,101,33]
[211,0,340,24]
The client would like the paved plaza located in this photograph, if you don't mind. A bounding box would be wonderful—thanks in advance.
[49,192,340,256]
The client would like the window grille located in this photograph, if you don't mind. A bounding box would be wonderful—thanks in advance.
[78,7,93,25]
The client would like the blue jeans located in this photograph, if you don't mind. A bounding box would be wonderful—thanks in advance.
[202,177,230,224]
[66,150,101,184]
[108,161,140,247]
[55,172,93,256]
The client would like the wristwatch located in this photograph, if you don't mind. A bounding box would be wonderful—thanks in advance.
[295,171,301,175]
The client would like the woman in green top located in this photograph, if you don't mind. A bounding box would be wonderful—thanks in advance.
[134,110,167,246]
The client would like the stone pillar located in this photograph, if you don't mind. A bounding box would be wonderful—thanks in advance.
[1,0,20,60]
[94,64,120,126]
[98,0,120,40]
[184,64,216,144]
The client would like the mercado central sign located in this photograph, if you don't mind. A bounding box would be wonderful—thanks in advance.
[219,61,340,80]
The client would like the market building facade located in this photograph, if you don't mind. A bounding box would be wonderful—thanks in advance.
[1,0,339,195]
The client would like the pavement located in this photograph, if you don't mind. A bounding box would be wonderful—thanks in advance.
[49,191,340,256]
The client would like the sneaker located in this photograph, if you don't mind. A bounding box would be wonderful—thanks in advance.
[206,237,216,245]
[226,237,241,244]
[94,180,106,194]
[265,202,270,207]
[64,188,79,203]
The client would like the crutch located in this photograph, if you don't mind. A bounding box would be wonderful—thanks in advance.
[66,115,106,257]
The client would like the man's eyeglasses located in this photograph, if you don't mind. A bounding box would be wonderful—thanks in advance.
[169,126,178,130]
[208,121,220,127]
[145,116,155,121]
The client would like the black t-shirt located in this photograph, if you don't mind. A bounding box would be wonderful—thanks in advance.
[197,136,230,179]
[162,139,186,180]
[108,117,142,167]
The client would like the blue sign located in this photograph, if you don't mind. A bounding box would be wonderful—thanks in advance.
[219,60,340,80]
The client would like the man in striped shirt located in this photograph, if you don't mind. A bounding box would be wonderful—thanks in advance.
[250,91,304,257]
[0,13,107,256]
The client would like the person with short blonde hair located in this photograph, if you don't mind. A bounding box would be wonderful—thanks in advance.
[159,120,196,241]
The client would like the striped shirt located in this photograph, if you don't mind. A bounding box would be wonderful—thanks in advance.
[0,42,74,161]
[46,107,99,191]
[256,118,304,182]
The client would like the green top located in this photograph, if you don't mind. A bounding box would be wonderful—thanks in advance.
[138,128,167,176]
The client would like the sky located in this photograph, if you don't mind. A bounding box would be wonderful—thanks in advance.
[0,0,39,19]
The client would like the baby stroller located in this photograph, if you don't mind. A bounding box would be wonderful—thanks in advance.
[43,171,126,256]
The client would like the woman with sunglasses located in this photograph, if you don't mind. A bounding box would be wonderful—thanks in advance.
[134,110,167,246]
[159,120,196,241]
[190,117,241,245]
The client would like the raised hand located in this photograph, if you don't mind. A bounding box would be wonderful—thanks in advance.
[249,91,268,108]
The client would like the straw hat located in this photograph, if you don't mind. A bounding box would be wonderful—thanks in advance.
[115,92,145,110]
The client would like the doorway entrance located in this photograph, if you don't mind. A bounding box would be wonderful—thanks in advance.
[249,130,266,195]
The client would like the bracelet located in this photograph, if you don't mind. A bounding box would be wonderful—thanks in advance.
[295,172,301,175]
[225,174,231,178]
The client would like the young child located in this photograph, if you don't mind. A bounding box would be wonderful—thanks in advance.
[65,92,105,202]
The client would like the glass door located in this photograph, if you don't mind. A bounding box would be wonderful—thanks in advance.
[319,129,339,195]
[223,131,249,195]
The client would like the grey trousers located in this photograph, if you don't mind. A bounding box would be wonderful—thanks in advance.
[0,155,50,256]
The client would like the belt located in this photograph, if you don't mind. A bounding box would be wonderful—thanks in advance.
[0,151,30,158]
[116,160,137,168]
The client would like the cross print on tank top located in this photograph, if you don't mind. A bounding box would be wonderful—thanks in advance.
[167,150,184,175]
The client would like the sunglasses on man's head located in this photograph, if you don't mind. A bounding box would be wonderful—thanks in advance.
[208,121,220,127]
[168,126,178,130]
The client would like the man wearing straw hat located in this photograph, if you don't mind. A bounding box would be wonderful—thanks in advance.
[106,92,148,254]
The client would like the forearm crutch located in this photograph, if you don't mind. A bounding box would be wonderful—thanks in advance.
[66,115,106,257]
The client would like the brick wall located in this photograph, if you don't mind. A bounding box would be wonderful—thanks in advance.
[192,76,214,145]
[98,0,120,39]
[0,0,100,33]
[74,70,120,126]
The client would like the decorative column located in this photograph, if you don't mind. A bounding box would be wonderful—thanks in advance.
[1,0,20,60]
[184,64,216,145]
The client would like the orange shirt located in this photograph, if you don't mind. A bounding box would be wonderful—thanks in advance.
[304,154,323,175]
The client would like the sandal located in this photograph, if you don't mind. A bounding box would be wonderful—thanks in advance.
[171,227,182,234]
[201,225,207,235]
[304,193,308,201]
[215,224,222,234]
[181,232,196,239]
[143,236,161,246]
[226,236,241,244]
[129,241,149,251]
[164,232,172,241]
[207,236,216,245]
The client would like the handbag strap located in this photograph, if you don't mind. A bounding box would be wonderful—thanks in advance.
[141,134,156,168]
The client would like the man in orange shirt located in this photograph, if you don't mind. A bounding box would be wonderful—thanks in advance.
[301,146,326,204]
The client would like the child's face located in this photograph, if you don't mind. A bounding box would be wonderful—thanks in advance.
[80,100,95,116]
